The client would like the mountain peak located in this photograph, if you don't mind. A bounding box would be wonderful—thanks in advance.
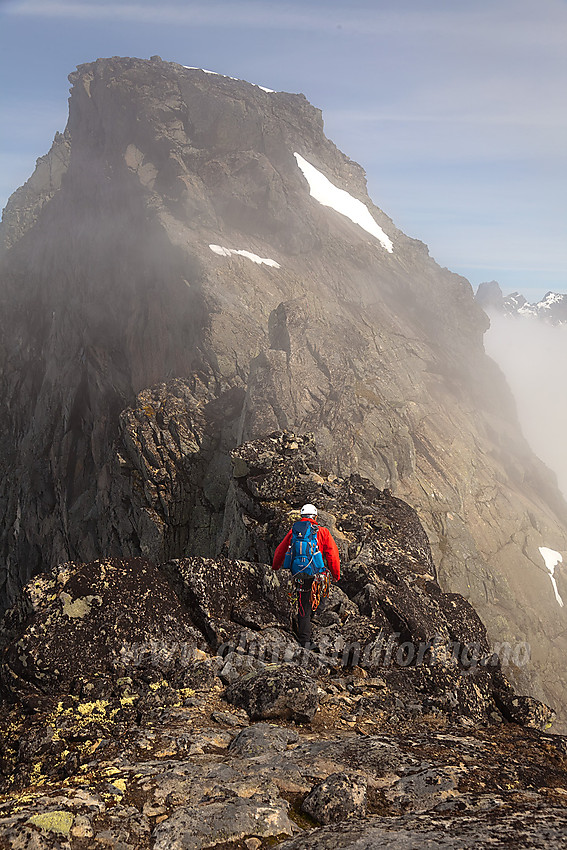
[1,56,567,731]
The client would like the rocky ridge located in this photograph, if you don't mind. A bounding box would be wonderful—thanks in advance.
[0,56,566,723]
[0,432,565,849]
[476,280,567,324]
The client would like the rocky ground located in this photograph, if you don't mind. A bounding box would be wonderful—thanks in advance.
[1,680,567,849]
[0,432,565,848]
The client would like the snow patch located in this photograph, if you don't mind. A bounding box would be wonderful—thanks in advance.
[209,244,280,268]
[539,546,564,607]
[293,153,393,253]
[184,67,274,92]
[517,303,538,318]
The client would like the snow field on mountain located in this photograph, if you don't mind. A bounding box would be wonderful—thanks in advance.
[209,244,280,267]
[293,153,394,253]
[539,547,564,607]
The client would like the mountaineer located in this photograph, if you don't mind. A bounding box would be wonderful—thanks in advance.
[272,504,340,650]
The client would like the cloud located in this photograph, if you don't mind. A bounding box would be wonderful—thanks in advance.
[5,0,381,30]
[484,312,567,499]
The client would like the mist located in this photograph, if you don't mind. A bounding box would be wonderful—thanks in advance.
[484,311,567,499]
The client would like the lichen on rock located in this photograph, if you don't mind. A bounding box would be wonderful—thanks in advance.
[27,809,74,836]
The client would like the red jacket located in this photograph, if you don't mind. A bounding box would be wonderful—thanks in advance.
[272,519,340,581]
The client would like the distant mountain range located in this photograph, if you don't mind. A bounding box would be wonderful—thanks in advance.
[476,280,567,324]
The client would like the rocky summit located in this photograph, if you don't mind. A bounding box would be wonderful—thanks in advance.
[0,431,566,849]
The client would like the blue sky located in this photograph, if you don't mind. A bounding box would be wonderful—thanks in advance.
[1,0,566,301]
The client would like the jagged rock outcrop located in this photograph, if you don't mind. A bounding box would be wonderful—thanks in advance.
[3,432,543,730]
[0,432,566,847]
[0,56,566,724]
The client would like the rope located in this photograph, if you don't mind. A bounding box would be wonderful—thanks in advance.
[291,553,316,576]
[310,571,331,611]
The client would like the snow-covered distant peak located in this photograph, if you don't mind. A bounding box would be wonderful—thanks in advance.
[539,292,565,310]
[209,244,280,268]
[293,153,393,253]
[529,292,567,324]
[183,67,274,93]
[479,283,567,325]
[539,546,564,607]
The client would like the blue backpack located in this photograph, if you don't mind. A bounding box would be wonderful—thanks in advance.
[283,521,326,577]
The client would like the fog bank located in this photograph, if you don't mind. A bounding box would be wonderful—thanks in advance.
[485,312,567,499]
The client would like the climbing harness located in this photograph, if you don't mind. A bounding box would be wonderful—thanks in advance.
[288,570,330,614]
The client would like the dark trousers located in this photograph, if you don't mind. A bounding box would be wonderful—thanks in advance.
[296,575,322,647]
[294,574,329,647]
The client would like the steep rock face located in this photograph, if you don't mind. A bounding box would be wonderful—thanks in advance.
[0,57,566,719]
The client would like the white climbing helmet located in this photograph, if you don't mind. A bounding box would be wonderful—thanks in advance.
[300,503,318,518]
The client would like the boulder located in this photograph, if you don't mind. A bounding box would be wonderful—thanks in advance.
[152,793,296,849]
[301,772,368,824]
[0,558,202,702]
[225,663,319,722]
[496,690,556,730]
[218,627,328,684]
[228,723,299,757]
